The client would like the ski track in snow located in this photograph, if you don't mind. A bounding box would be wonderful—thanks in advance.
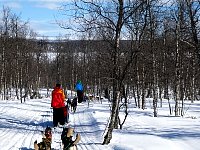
[74,104,112,150]
[1,98,200,150]
[0,99,112,150]
[51,103,112,150]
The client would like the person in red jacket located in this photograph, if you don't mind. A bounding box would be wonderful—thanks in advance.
[51,83,66,127]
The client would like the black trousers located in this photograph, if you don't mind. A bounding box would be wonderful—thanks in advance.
[53,107,65,127]
[77,90,83,103]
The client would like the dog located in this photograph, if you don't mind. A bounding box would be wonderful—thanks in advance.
[61,127,81,150]
[34,126,52,150]
[71,97,77,113]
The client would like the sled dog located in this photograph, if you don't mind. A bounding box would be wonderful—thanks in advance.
[34,126,52,150]
[61,127,81,150]
[71,97,78,113]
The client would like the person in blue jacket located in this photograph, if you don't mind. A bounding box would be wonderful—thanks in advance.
[75,80,84,103]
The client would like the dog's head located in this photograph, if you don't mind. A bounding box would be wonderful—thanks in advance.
[61,127,74,139]
[44,126,52,139]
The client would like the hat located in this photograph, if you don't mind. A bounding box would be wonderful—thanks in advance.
[56,83,61,87]
[77,80,81,83]
[67,128,74,137]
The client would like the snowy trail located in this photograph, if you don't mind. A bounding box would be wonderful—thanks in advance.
[0,99,54,149]
[0,100,41,149]
[0,98,113,150]
[71,104,112,150]
[50,100,113,150]
[1,97,200,150]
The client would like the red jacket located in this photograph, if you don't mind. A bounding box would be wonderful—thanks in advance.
[51,87,65,108]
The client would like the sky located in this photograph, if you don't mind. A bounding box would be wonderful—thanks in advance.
[0,0,70,39]
[0,89,200,150]
[0,0,172,40]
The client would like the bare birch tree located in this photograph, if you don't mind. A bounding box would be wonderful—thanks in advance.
[58,0,147,144]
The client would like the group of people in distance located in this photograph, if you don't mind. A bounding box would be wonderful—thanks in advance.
[51,80,84,127]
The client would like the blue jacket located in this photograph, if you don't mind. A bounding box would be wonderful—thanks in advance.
[75,83,83,91]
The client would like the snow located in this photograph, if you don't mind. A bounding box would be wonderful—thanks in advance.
[0,92,200,150]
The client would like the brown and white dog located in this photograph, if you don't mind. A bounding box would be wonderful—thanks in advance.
[61,127,81,150]
[34,126,52,150]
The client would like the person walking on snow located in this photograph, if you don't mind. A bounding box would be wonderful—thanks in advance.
[75,80,84,103]
[51,83,66,127]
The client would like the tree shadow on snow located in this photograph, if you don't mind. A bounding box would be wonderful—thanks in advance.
[121,126,200,139]
[20,147,34,150]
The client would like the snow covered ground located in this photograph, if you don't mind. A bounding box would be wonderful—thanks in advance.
[0,95,200,150]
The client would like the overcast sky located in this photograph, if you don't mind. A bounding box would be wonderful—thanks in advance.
[0,0,70,39]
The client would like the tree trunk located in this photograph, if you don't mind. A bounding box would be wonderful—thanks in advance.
[147,0,158,117]
[103,91,120,144]
[175,1,182,116]
[186,0,200,66]
[141,64,146,109]
[103,0,124,144]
